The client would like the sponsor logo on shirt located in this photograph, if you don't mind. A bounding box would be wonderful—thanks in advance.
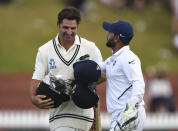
[128,60,135,64]
[113,60,116,66]
[49,58,56,69]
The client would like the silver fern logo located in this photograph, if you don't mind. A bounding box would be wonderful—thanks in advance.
[49,58,56,69]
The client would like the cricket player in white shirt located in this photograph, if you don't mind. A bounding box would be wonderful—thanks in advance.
[99,20,146,131]
[30,7,102,131]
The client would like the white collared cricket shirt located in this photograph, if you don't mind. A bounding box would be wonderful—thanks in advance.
[99,46,145,114]
[32,34,102,131]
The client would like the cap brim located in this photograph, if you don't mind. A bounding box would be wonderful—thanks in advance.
[103,22,112,32]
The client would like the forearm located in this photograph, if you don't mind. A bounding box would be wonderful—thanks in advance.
[96,76,106,85]
[30,79,54,109]
[30,79,41,103]
[130,80,145,103]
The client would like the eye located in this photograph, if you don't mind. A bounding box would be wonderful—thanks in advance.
[63,26,69,29]
[71,27,77,30]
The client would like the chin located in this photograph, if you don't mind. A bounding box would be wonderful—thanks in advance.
[64,37,74,43]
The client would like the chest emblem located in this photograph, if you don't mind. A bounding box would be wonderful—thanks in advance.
[49,58,56,69]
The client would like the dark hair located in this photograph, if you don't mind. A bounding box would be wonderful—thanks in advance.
[120,38,130,45]
[57,7,81,25]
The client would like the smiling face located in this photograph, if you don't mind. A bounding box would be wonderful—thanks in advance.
[58,19,78,44]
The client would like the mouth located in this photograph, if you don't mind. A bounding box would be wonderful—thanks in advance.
[64,33,75,39]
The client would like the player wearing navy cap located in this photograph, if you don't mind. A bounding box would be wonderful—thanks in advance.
[99,20,146,131]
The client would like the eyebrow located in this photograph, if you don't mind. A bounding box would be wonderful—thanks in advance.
[62,25,77,29]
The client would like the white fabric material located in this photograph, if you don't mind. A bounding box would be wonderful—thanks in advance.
[33,34,102,81]
[54,127,84,131]
[32,34,102,131]
[99,46,145,131]
[99,46,145,114]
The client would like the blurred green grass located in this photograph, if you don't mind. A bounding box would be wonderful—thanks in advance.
[0,0,177,73]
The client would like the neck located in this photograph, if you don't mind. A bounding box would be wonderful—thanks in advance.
[113,42,124,54]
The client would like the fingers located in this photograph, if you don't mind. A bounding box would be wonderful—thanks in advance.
[33,95,54,109]
[41,98,54,105]
[68,78,75,81]
[40,98,54,109]
[40,100,54,109]
[37,95,47,99]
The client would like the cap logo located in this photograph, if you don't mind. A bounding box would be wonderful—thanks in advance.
[119,34,126,37]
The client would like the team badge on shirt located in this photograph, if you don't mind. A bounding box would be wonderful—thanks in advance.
[49,58,56,69]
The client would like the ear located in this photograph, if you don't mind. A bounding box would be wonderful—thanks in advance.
[114,35,120,42]
[57,23,60,28]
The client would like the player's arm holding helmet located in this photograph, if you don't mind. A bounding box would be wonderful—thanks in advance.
[30,49,54,109]
[30,49,72,109]
[30,79,54,109]
[88,42,106,84]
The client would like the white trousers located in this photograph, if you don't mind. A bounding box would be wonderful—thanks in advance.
[54,127,85,131]
[110,106,146,131]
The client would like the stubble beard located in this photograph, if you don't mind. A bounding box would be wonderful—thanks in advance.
[63,32,75,43]
[106,39,115,48]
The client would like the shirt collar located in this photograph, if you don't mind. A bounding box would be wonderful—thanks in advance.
[54,34,81,47]
[113,45,130,57]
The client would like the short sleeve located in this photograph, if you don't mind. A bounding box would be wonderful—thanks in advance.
[99,61,106,76]
[32,49,48,80]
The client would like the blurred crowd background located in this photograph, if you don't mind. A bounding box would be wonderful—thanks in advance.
[0,0,178,131]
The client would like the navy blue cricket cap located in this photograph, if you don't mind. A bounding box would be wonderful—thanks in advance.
[103,20,134,44]
[73,59,101,84]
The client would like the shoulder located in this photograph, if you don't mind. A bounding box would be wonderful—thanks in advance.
[79,36,102,62]
[80,37,101,55]
[38,39,53,52]
[120,49,140,64]
[80,37,97,48]
[37,39,54,59]
[79,37,101,53]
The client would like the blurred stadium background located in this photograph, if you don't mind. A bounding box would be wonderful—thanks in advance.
[0,0,178,131]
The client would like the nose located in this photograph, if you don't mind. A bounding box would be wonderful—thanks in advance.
[66,28,72,35]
